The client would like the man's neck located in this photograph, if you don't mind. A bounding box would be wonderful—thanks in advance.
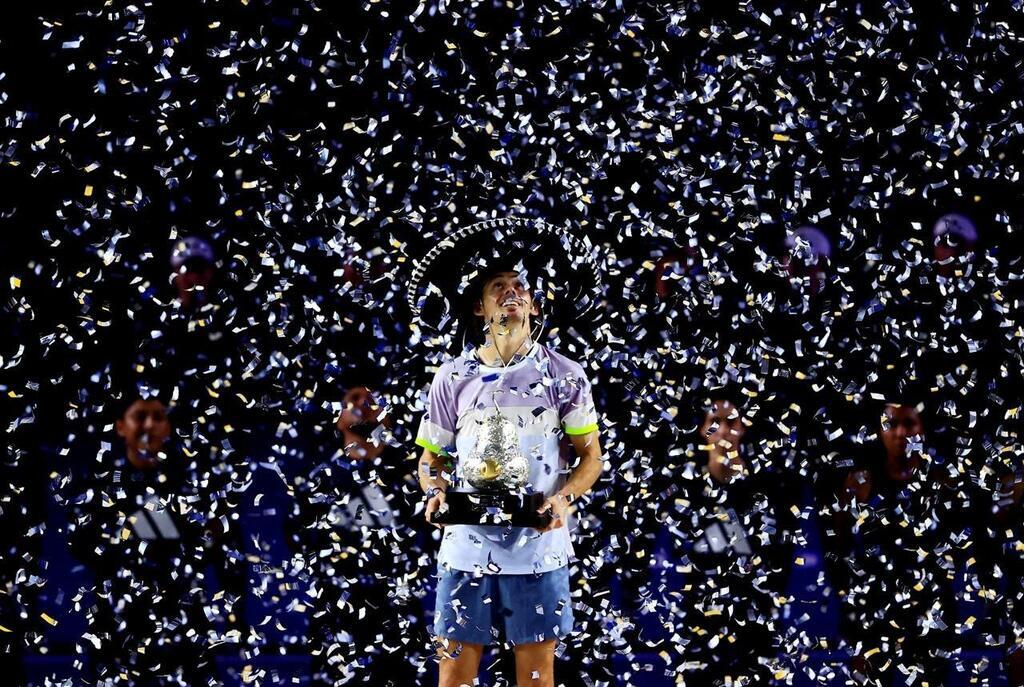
[479,325,532,365]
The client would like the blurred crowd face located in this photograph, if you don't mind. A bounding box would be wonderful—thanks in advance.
[880,403,925,481]
[932,214,978,279]
[700,399,748,484]
[843,469,873,505]
[783,227,831,298]
[933,233,976,279]
[116,399,171,470]
[337,386,388,460]
[784,255,827,296]
[654,248,700,299]
[474,271,539,337]
[173,258,215,310]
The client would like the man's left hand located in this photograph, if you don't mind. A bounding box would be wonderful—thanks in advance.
[535,494,570,533]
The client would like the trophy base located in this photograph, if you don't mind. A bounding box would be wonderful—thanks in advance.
[430,491,553,528]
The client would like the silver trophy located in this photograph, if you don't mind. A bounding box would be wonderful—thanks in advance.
[463,412,530,491]
[430,412,551,528]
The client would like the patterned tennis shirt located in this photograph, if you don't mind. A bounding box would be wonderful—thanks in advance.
[416,341,599,574]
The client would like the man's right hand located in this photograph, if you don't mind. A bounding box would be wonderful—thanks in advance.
[424,490,447,529]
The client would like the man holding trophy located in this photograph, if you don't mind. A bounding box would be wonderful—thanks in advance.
[407,218,606,687]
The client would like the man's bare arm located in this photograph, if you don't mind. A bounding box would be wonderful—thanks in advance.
[536,428,604,532]
[418,446,450,495]
[419,447,451,529]
[558,429,604,503]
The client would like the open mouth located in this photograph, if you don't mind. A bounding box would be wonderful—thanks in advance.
[500,297,521,308]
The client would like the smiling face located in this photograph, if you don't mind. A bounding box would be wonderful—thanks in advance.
[472,270,540,334]
[880,403,924,480]
[699,399,748,483]
[116,399,171,470]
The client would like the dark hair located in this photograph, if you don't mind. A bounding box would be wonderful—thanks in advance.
[688,380,743,429]
[179,256,214,273]
[111,393,172,426]
[874,377,930,433]
[110,392,138,421]
[109,375,174,422]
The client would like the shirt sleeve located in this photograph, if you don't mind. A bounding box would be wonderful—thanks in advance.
[558,363,599,436]
[415,366,457,456]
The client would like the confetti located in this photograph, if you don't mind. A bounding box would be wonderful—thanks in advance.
[1,2,1022,686]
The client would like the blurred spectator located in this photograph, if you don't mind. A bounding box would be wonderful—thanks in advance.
[116,396,172,470]
[860,211,998,464]
[995,465,1024,686]
[100,234,252,434]
[924,212,997,462]
[783,225,832,299]
[821,397,960,685]
[133,234,266,454]
[970,412,1024,686]
[655,394,798,685]
[874,401,925,483]
[932,213,978,280]
[170,236,216,311]
[336,385,390,462]
[285,382,427,686]
[653,243,702,301]
[756,226,865,494]
[59,388,242,686]
[336,244,393,310]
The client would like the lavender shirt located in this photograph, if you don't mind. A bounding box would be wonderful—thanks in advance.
[415,342,599,574]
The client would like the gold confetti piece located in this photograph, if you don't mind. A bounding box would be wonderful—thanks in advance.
[41,613,57,626]
[9,277,20,288]
[84,184,93,196]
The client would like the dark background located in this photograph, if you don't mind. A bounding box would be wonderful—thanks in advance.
[2,1,1023,685]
